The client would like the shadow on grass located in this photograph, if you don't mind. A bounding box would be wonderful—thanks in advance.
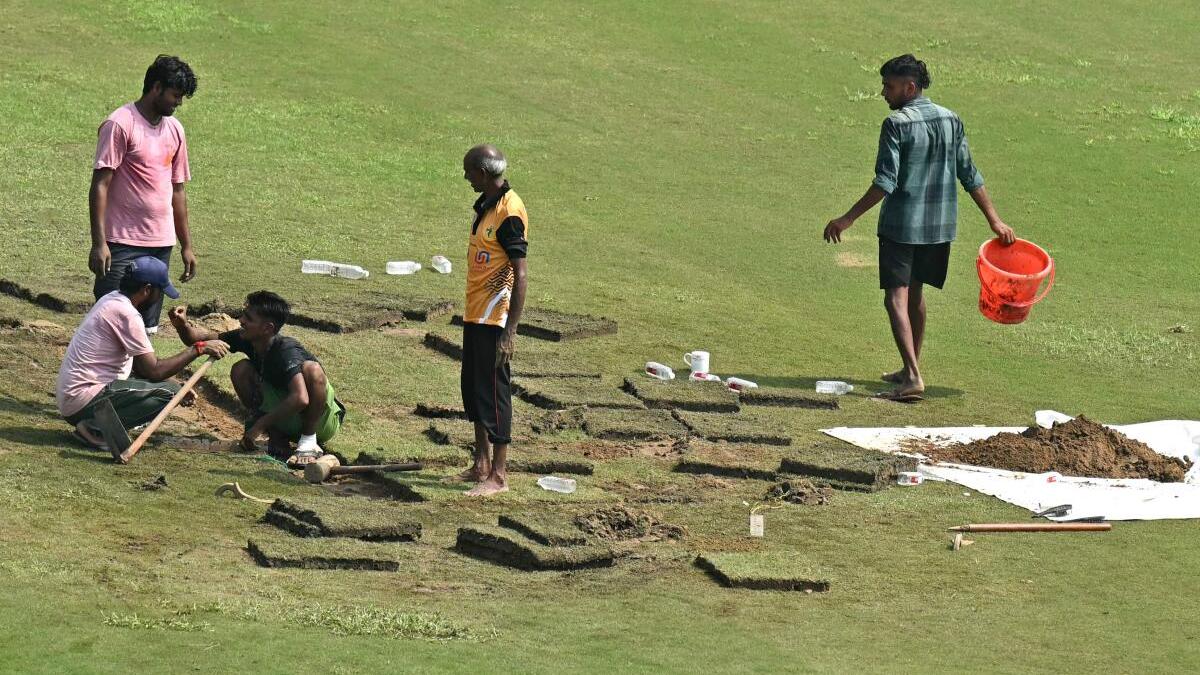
[0,425,73,448]
[734,374,965,399]
[58,447,115,464]
[0,393,59,418]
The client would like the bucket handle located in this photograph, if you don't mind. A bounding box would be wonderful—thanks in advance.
[977,257,1055,309]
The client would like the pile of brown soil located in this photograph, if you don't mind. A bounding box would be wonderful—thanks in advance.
[928,416,1191,482]
[574,506,685,542]
[764,480,832,506]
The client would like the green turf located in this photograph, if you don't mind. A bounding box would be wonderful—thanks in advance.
[247,528,413,571]
[2,0,1200,671]
[455,525,617,571]
[269,496,423,541]
[582,408,689,440]
[497,513,589,547]
[513,376,645,410]
[695,552,831,592]
[622,377,741,412]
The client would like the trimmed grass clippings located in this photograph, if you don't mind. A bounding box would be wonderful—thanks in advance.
[622,377,739,413]
[738,386,839,409]
[778,443,917,492]
[497,513,589,546]
[695,552,830,592]
[247,534,406,571]
[514,377,644,410]
[672,410,791,445]
[582,408,688,440]
[456,525,617,571]
[268,497,422,541]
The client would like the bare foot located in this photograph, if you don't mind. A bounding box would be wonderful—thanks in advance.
[447,465,490,483]
[874,380,925,402]
[464,476,508,497]
[881,370,904,384]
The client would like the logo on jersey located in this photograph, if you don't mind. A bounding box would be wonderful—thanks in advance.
[485,226,494,239]
[475,250,491,265]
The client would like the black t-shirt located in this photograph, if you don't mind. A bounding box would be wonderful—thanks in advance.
[218,331,316,391]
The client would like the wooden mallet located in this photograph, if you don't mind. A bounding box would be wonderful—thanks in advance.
[116,358,215,465]
[303,454,423,484]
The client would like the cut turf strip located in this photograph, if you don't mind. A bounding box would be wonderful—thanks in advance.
[247,533,406,571]
[0,278,92,313]
[672,410,792,445]
[414,402,468,419]
[673,459,778,481]
[695,553,830,592]
[268,497,423,540]
[452,309,617,342]
[424,419,477,447]
[192,294,454,334]
[738,386,839,409]
[582,408,689,440]
[423,332,463,360]
[507,458,595,475]
[455,525,616,571]
[497,514,589,546]
[778,443,917,492]
[622,377,739,413]
[513,378,644,410]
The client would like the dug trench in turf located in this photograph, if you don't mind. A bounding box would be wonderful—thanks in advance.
[497,513,589,546]
[778,443,917,491]
[0,277,92,313]
[451,308,617,342]
[694,552,830,592]
[455,525,617,571]
[621,377,740,413]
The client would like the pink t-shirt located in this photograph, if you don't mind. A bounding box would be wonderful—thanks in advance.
[56,292,155,417]
[94,103,191,247]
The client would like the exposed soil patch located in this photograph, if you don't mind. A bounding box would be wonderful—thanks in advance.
[674,460,778,482]
[160,385,245,440]
[764,479,832,506]
[573,437,688,460]
[531,406,587,433]
[927,416,1191,482]
[323,474,431,502]
[601,479,697,504]
[574,506,685,542]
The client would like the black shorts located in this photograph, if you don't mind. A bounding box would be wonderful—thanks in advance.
[460,322,512,445]
[94,243,173,329]
[879,237,951,289]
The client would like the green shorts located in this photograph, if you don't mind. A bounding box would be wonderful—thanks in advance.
[260,380,345,444]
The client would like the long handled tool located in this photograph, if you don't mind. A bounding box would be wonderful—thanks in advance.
[949,522,1111,533]
[303,454,422,483]
[116,358,215,464]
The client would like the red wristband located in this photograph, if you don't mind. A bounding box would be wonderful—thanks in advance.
[194,340,206,355]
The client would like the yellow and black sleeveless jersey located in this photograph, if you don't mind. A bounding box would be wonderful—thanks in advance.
[465,182,528,327]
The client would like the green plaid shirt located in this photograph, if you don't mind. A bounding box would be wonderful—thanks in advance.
[872,96,984,244]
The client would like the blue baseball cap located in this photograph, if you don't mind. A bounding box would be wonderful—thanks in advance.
[128,256,180,299]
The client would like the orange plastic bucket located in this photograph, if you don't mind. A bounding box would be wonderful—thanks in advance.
[976,238,1054,324]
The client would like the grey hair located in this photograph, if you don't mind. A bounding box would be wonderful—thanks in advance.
[479,155,507,177]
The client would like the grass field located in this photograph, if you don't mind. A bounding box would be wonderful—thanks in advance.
[2,1,1199,672]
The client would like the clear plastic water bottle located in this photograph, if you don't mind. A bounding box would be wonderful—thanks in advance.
[725,377,758,391]
[815,380,853,395]
[689,371,722,383]
[536,476,577,494]
[645,362,675,380]
[386,261,422,275]
[302,260,369,279]
[431,255,452,274]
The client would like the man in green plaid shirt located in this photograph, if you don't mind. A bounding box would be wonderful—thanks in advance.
[824,54,1015,402]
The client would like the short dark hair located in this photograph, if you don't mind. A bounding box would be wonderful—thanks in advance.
[143,55,198,97]
[118,271,151,296]
[244,290,289,334]
[880,54,931,89]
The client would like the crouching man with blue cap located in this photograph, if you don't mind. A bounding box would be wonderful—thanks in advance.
[56,256,230,459]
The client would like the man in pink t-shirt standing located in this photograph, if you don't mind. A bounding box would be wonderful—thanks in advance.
[90,55,198,334]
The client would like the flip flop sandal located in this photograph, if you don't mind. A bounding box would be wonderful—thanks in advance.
[286,447,324,468]
[71,429,109,452]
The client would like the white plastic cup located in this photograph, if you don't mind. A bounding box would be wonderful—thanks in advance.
[386,261,422,275]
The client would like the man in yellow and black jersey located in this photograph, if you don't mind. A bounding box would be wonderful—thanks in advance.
[456,144,528,497]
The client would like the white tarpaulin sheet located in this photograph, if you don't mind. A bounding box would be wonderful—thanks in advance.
[822,411,1200,521]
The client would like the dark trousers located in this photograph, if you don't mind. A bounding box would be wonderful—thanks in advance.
[65,378,181,429]
[460,323,512,445]
[93,243,173,329]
